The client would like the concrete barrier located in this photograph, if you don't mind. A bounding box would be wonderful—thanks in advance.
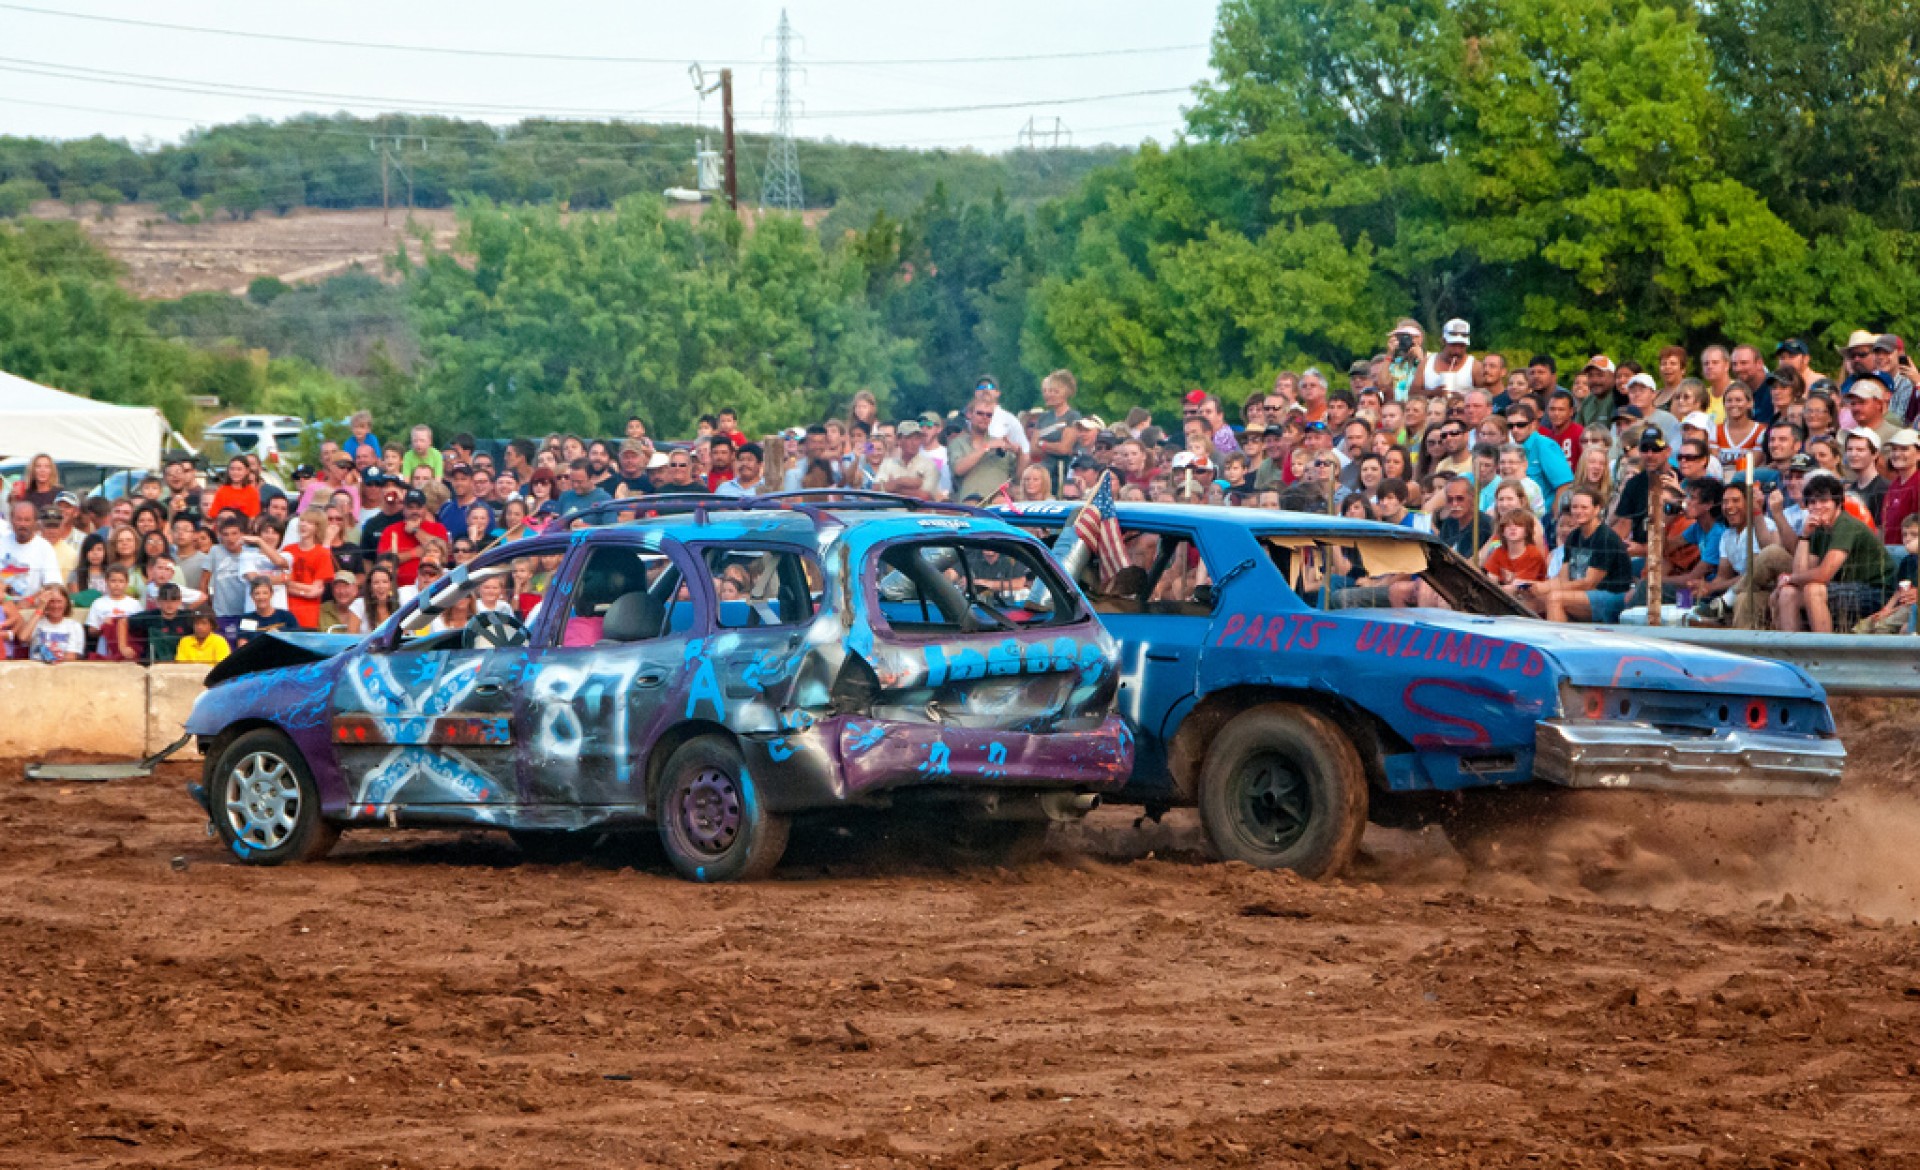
[0,662,149,758]
[0,661,210,760]
[148,664,210,759]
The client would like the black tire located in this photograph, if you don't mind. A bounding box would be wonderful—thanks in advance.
[211,728,338,866]
[508,829,601,864]
[936,818,1051,869]
[1197,703,1368,878]
[655,735,790,882]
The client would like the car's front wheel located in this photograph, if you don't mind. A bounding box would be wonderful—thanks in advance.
[212,729,338,865]
[656,736,789,882]
[1198,703,1367,878]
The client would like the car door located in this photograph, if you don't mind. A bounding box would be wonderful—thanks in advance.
[692,543,827,725]
[1072,524,1213,794]
[515,539,698,810]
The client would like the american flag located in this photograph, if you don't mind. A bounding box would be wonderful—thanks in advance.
[1070,471,1128,576]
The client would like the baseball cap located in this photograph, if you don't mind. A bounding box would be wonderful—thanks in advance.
[1068,454,1100,471]
[53,491,79,508]
[1874,334,1901,353]
[449,462,473,475]
[1680,411,1715,433]
[918,411,943,429]
[1183,388,1207,407]
[293,464,315,480]
[403,488,427,505]
[974,375,998,392]
[332,569,357,585]
[1847,426,1883,450]
[1347,360,1373,378]
[1786,453,1815,472]
[1889,428,1920,448]
[1584,355,1616,373]
[647,451,671,470]
[1637,426,1669,452]
[1775,337,1810,357]
[1846,380,1889,401]
[1624,372,1657,393]
[36,506,60,524]
[619,439,647,457]
[896,420,921,437]
[1442,318,1470,344]
[1845,329,1880,351]
[1076,415,1107,430]
[1612,404,1645,423]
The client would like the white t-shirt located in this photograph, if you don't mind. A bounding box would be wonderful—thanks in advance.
[85,594,145,656]
[0,530,63,601]
[1422,352,1477,396]
[29,616,86,661]
[988,406,1031,454]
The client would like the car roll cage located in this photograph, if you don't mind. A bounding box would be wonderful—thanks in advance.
[546,489,993,533]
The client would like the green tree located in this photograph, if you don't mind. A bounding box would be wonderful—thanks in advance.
[402,197,910,437]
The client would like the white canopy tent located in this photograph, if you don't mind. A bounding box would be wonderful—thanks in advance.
[0,369,169,471]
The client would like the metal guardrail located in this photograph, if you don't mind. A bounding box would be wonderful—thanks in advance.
[1576,625,1920,697]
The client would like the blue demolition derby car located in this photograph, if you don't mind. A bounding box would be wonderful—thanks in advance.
[183,494,1131,880]
[1007,502,1844,877]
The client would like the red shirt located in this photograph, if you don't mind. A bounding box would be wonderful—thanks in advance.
[285,543,335,629]
[705,469,735,491]
[1538,421,1583,465]
[377,519,448,585]
[1881,470,1920,540]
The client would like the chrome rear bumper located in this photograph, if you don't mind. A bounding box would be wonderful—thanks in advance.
[1534,720,1844,799]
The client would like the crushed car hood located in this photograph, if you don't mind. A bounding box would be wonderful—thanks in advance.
[1378,610,1822,699]
[203,631,365,687]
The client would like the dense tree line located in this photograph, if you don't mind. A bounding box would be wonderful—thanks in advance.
[7,0,1920,437]
[0,113,1123,223]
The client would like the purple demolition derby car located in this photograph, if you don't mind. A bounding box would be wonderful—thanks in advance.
[183,493,1132,879]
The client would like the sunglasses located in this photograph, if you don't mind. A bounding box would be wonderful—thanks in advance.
[1679,451,1708,460]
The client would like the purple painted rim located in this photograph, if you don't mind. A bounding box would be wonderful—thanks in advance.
[678,768,743,855]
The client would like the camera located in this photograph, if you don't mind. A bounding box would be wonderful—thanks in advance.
[1390,332,1414,358]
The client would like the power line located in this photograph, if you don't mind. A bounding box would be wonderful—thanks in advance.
[0,2,1203,67]
[0,56,700,118]
[795,88,1188,119]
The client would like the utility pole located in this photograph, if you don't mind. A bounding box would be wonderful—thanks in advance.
[721,68,738,212]
[1017,117,1071,151]
[374,139,390,226]
[761,9,804,212]
[370,137,417,226]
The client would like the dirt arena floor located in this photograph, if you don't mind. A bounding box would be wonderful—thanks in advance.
[6,704,1920,1168]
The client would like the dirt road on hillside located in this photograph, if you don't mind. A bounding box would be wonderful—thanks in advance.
[3,746,1919,1169]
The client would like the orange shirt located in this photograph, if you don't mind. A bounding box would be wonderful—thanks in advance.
[1484,543,1547,582]
[286,543,334,629]
[209,484,260,520]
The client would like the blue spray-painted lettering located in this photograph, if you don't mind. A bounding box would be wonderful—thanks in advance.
[917,741,952,777]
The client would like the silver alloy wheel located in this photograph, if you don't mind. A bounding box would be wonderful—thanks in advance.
[223,751,301,852]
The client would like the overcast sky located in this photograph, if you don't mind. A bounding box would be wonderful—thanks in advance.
[0,1,1220,153]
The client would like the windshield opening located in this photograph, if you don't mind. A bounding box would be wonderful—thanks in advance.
[1263,535,1529,617]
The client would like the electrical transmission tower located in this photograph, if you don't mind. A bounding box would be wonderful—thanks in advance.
[1017,117,1072,150]
[761,9,804,212]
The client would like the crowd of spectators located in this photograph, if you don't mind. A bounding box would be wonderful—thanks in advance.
[4,318,1919,662]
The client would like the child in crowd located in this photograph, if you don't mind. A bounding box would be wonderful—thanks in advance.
[1854,514,1920,634]
[176,610,231,665]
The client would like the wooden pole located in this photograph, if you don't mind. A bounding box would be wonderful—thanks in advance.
[720,69,738,212]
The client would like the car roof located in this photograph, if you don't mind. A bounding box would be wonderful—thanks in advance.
[1002,501,1435,541]
[588,505,1035,546]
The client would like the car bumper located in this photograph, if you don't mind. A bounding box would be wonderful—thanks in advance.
[1534,720,1844,799]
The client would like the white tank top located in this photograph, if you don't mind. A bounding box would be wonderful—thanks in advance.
[1421,351,1477,396]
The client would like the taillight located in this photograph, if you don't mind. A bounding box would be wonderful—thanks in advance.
[1583,690,1605,720]
[1746,700,1768,730]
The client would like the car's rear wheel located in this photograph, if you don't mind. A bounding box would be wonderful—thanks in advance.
[656,736,789,882]
[212,729,338,865]
[1198,703,1367,878]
